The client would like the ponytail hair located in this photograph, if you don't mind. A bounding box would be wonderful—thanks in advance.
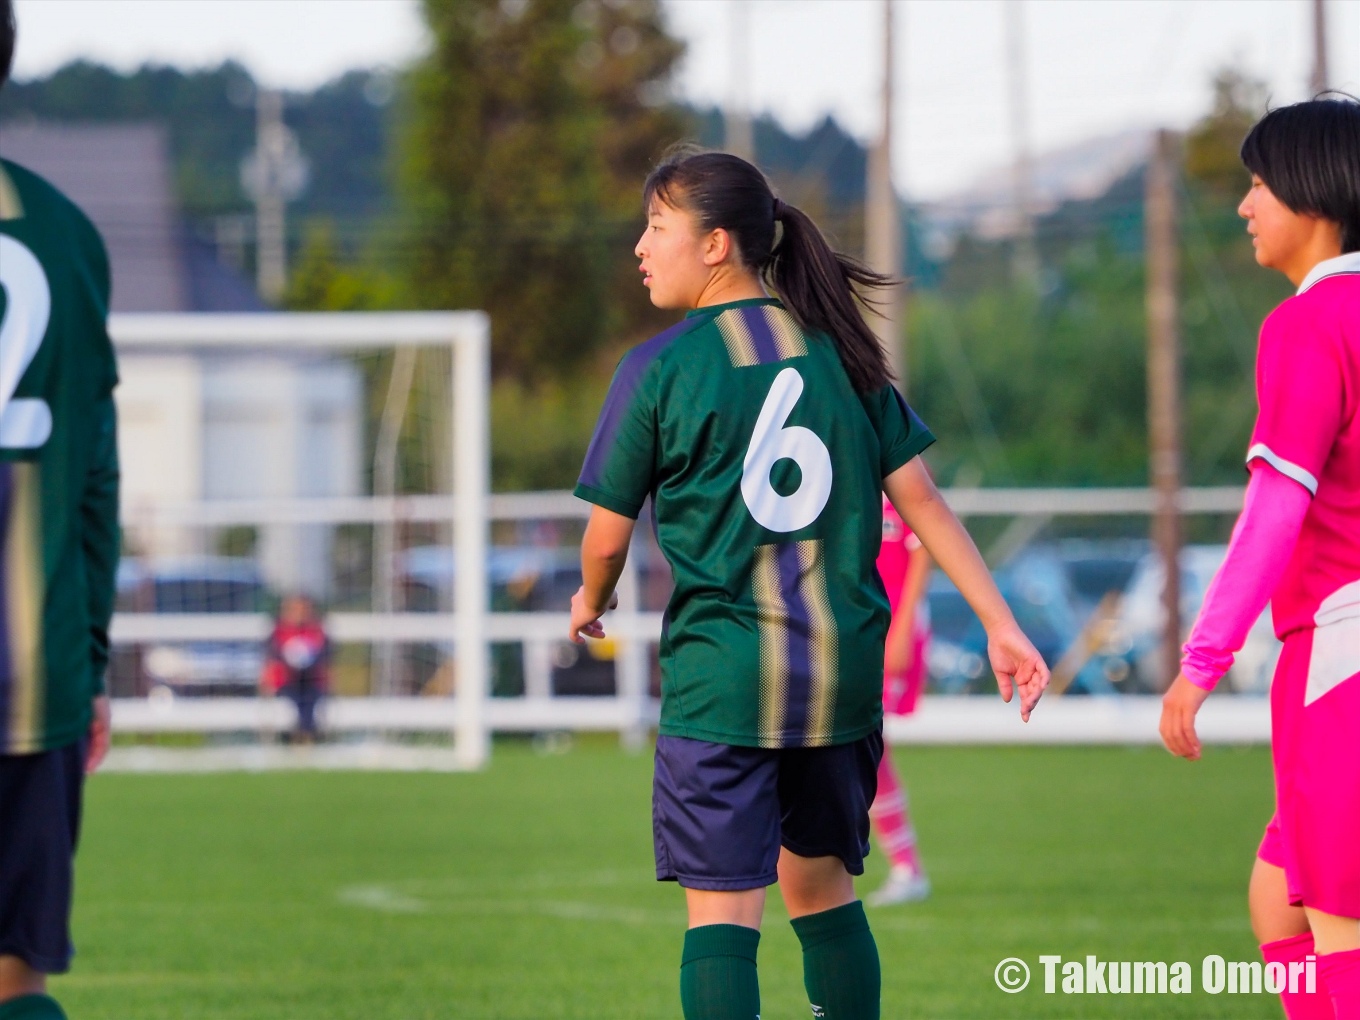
[643,147,894,393]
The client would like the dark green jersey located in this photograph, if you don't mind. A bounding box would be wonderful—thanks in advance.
[576,298,934,748]
[0,159,120,754]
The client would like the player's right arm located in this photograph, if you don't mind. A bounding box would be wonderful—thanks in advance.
[80,395,119,773]
[570,506,632,644]
[884,457,1050,721]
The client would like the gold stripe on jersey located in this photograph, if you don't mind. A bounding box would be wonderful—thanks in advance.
[763,306,808,360]
[0,166,23,221]
[716,309,760,367]
[716,306,810,367]
[752,543,788,748]
[6,464,45,753]
[796,539,838,746]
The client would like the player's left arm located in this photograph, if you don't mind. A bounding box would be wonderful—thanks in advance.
[1163,307,1342,760]
[81,394,120,773]
[570,506,635,644]
[884,457,1050,721]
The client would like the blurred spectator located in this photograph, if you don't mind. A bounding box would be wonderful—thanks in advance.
[261,596,330,743]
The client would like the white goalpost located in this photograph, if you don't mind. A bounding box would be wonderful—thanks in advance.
[109,311,496,768]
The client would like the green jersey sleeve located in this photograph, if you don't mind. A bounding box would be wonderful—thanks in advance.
[575,318,704,518]
[862,384,935,477]
[82,395,121,693]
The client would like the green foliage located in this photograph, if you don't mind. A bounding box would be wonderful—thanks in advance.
[490,374,612,491]
[57,744,1271,1017]
[910,69,1291,489]
[285,221,407,312]
[402,0,686,383]
[1184,69,1269,197]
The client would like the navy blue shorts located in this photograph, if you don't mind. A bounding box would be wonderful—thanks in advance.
[0,739,86,973]
[652,729,883,891]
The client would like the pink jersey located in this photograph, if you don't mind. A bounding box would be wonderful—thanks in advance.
[1248,253,1360,652]
[877,496,922,616]
[878,496,931,715]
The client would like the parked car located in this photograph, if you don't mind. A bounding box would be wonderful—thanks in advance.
[399,545,618,696]
[115,557,269,697]
[1042,539,1149,618]
[927,548,1129,695]
[1100,545,1280,693]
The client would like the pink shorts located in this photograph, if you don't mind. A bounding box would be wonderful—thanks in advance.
[884,631,929,717]
[1256,627,1360,917]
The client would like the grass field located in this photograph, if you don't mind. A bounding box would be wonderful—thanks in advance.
[50,741,1284,1019]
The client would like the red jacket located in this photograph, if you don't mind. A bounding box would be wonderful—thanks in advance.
[261,621,331,693]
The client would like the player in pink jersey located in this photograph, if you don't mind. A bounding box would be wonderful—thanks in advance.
[866,495,932,906]
[1160,96,1360,1020]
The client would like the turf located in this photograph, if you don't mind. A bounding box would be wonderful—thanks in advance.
[52,741,1282,1019]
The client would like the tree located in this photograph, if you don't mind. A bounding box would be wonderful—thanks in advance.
[402,0,686,382]
[1184,68,1268,196]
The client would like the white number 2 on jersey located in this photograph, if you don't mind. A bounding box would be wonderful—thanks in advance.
[0,235,53,450]
[741,367,833,532]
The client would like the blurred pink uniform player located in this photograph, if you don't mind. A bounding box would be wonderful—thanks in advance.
[866,495,932,905]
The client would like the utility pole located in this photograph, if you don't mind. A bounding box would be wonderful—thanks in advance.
[1310,0,1329,96]
[240,88,309,303]
[1004,0,1039,287]
[1145,130,1183,691]
[865,0,906,387]
[725,0,754,161]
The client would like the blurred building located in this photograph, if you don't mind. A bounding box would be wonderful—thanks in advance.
[0,121,361,597]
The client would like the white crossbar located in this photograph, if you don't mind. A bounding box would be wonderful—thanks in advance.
[109,311,489,349]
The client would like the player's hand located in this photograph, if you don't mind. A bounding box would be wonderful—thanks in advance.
[569,587,618,644]
[86,694,111,774]
[1159,673,1210,761]
[986,621,1050,722]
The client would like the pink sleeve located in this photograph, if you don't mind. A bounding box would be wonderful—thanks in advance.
[1179,464,1312,691]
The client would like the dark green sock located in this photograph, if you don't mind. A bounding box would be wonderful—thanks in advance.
[0,995,68,1020]
[790,900,880,1020]
[679,923,761,1020]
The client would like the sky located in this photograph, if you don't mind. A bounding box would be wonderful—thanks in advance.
[10,0,1360,201]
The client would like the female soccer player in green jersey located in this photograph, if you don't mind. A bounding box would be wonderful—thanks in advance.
[569,148,1050,1020]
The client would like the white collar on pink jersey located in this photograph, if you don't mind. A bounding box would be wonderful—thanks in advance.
[1298,251,1360,295]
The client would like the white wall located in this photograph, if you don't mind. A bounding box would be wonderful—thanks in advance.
[117,354,362,597]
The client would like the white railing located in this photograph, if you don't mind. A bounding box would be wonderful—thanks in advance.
[108,477,1255,764]
[108,694,1268,745]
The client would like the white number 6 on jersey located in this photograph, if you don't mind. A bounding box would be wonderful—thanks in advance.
[0,235,53,450]
[742,367,833,532]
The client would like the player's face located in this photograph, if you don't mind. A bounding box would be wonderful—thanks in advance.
[635,197,713,309]
[281,596,312,625]
[1238,175,1320,274]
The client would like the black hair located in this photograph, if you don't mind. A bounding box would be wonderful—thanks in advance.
[0,0,13,90]
[643,146,894,393]
[1240,95,1360,253]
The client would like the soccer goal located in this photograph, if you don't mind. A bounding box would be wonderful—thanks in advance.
[105,310,650,771]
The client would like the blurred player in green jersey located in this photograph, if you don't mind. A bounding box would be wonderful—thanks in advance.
[0,4,121,1017]
[570,147,1049,1020]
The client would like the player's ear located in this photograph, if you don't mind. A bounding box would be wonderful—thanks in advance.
[702,227,733,267]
